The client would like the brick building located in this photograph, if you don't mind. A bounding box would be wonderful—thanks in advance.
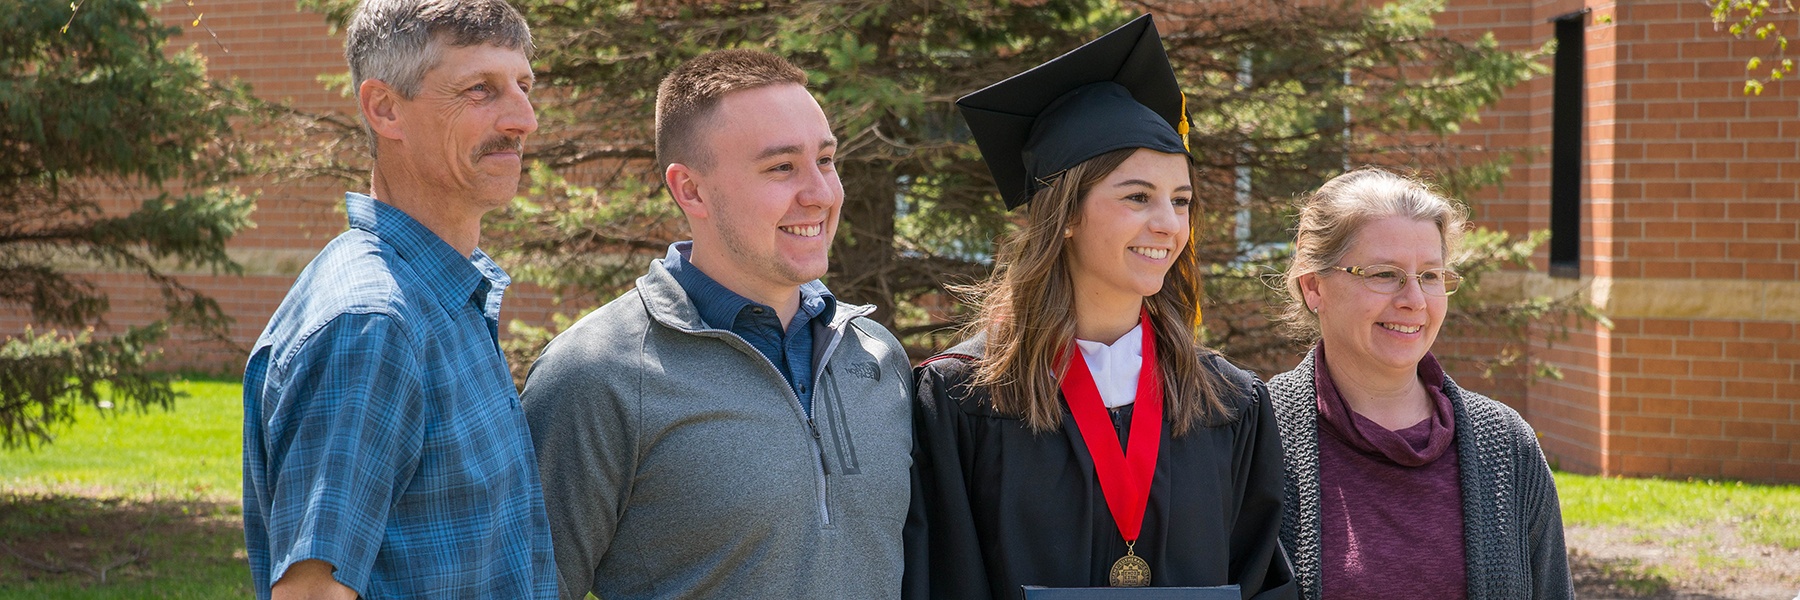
[3,0,1794,481]
[1440,0,1799,482]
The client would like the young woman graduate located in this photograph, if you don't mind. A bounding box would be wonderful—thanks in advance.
[902,15,1297,600]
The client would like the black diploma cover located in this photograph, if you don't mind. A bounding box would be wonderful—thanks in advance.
[1021,584,1240,599]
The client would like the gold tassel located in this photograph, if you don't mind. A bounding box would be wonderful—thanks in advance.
[1178,93,1191,153]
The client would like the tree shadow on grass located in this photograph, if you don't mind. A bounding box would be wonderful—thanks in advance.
[1571,548,1740,600]
[0,492,247,593]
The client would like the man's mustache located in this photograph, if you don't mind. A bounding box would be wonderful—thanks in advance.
[475,137,524,157]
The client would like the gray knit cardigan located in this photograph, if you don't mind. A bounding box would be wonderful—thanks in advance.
[1266,349,1574,600]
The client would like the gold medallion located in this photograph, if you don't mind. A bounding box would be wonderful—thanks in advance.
[1108,544,1151,587]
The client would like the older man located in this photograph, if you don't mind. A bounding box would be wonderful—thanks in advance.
[241,1,553,598]
[521,50,913,599]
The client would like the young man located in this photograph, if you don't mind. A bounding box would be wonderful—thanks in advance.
[241,1,554,598]
[521,50,913,599]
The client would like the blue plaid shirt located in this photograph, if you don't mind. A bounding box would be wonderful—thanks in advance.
[242,193,555,599]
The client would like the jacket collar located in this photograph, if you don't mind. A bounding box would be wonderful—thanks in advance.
[658,241,838,331]
[636,256,871,335]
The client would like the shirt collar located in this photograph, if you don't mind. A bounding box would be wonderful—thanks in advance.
[1312,342,1456,467]
[470,247,511,321]
[798,279,837,328]
[345,192,508,316]
[661,241,836,331]
[1073,322,1145,409]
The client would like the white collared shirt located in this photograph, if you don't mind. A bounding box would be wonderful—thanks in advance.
[1074,323,1144,409]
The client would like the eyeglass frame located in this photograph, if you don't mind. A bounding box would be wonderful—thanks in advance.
[1325,264,1463,296]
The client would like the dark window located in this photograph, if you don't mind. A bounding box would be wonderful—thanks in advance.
[1550,13,1586,278]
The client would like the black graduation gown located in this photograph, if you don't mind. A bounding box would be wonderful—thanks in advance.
[903,335,1297,600]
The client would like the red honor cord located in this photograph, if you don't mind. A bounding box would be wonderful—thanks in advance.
[1059,308,1163,544]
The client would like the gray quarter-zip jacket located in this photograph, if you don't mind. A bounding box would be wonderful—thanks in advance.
[521,260,913,600]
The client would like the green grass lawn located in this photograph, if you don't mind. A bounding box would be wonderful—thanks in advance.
[0,379,248,599]
[1556,471,1800,549]
[0,379,241,502]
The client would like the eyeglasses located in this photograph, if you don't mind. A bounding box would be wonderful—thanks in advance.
[1327,264,1462,296]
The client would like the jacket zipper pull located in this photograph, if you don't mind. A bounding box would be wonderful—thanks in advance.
[808,418,830,475]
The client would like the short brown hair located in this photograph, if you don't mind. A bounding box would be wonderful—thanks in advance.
[654,50,808,172]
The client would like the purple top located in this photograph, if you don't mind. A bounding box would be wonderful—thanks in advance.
[1314,343,1467,600]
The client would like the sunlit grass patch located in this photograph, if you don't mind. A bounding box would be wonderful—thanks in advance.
[0,378,241,502]
[1556,471,1800,549]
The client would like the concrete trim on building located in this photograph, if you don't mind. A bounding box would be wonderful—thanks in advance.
[1481,271,1800,322]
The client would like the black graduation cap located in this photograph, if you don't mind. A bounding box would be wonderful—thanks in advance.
[958,14,1190,210]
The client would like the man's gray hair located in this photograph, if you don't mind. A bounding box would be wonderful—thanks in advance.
[346,0,534,102]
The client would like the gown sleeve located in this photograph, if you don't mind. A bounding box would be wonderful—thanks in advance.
[1226,365,1300,600]
[903,360,995,600]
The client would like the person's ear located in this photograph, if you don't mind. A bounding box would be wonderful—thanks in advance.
[360,79,406,142]
[1298,271,1324,313]
[665,163,708,219]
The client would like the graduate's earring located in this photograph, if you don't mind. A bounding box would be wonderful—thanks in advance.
[1063,227,1073,238]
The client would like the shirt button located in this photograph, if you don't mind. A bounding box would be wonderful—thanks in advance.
[752,307,764,314]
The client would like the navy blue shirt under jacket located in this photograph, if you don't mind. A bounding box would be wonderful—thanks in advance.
[661,241,836,415]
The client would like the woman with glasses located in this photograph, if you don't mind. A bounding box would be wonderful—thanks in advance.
[1268,167,1573,600]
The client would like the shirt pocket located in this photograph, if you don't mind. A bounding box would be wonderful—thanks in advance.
[817,363,911,522]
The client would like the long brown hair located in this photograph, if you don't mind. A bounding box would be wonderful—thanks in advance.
[962,147,1235,436]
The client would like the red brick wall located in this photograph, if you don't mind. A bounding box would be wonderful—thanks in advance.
[1603,319,1799,481]
[1445,0,1800,482]
[1592,0,1797,482]
[1525,325,1609,475]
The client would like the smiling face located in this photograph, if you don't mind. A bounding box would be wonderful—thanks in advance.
[677,83,842,303]
[1301,216,1449,378]
[1064,148,1193,313]
[386,42,538,214]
